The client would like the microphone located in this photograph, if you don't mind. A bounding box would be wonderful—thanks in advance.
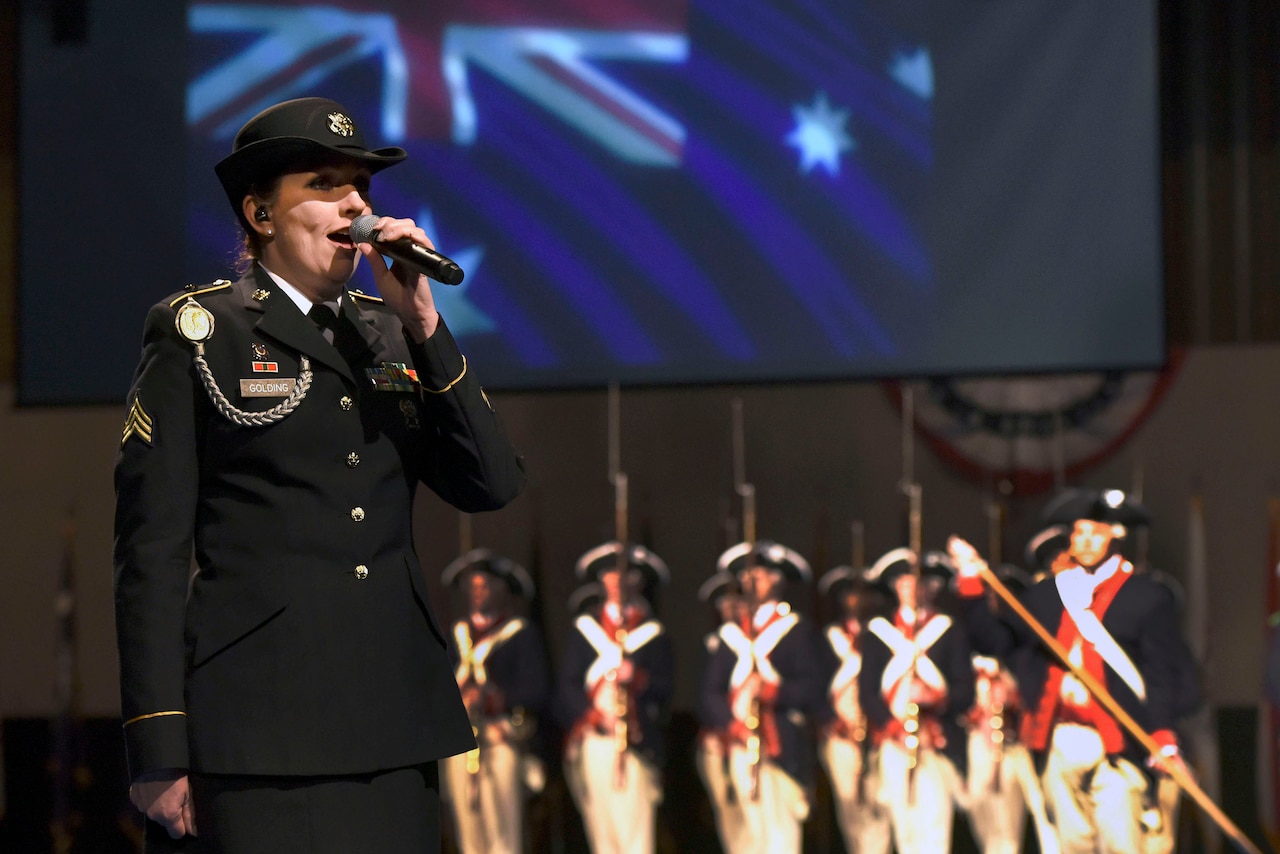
[349,215,465,285]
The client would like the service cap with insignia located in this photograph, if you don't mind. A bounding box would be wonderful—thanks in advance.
[215,97,407,229]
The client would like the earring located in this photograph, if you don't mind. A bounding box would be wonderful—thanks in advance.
[266,229,273,237]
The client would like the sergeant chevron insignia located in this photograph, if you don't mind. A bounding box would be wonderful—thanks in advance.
[121,396,154,447]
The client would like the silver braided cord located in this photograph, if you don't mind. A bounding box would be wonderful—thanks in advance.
[193,343,313,426]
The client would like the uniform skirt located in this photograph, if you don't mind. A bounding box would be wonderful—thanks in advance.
[144,762,440,854]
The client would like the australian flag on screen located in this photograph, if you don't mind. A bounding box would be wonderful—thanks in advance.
[185,0,934,388]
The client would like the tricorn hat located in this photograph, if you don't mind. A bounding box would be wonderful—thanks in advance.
[1041,488,1151,530]
[816,564,869,597]
[994,563,1035,595]
[697,569,740,604]
[1025,524,1072,572]
[567,582,603,616]
[865,547,955,587]
[441,548,535,599]
[215,97,407,227]
[575,540,670,587]
[716,540,812,583]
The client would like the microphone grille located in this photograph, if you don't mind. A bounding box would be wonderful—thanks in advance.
[348,215,380,245]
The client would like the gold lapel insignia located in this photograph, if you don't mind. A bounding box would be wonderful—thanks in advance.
[252,288,270,302]
[121,396,154,447]
[400,399,421,431]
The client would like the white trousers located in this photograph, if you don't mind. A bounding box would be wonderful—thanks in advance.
[876,740,963,854]
[1143,777,1180,854]
[966,732,1062,854]
[819,736,892,854]
[442,735,524,854]
[565,730,661,854]
[695,737,750,854]
[719,743,809,854]
[1042,723,1147,854]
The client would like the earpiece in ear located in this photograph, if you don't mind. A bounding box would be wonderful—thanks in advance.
[254,207,270,223]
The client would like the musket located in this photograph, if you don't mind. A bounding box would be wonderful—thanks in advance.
[984,492,1006,793]
[849,520,870,805]
[899,387,923,802]
[963,550,1266,854]
[732,398,764,802]
[608,383,632,790]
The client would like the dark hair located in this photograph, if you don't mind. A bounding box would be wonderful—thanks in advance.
[233,176,283,273]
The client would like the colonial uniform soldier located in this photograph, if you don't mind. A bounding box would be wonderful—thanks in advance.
[815,564,892,854]
[558,542,674,854]
[439,549,549,854]
[859,547,974,854]
[964,565,1059,854]
[693,570,749,854]
[950,488,1197,854]
[697,540,824,854]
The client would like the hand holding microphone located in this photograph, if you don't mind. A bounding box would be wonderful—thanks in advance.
[350,214,465,285]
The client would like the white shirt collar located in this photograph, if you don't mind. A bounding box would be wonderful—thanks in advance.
[259,263,343,316]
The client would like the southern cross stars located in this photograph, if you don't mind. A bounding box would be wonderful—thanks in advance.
[785,91,855,176]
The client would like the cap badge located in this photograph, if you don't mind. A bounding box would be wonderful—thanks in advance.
[327,112,355,138]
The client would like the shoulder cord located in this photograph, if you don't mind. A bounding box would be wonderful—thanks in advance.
[192,342,313,426]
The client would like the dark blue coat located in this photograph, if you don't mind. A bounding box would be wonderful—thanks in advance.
[963,568,1197,770]
[557,610,674,766]
[448,617,551,722]
[858,610,974,774]
[697,612,825,785]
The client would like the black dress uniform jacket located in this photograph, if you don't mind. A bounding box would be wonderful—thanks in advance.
[114,267,526,781]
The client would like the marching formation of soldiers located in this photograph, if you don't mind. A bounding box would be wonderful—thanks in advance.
[439,485,1206,854]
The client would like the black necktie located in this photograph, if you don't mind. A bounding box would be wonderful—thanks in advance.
[308,303,339,341]
[308,303,362,363]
